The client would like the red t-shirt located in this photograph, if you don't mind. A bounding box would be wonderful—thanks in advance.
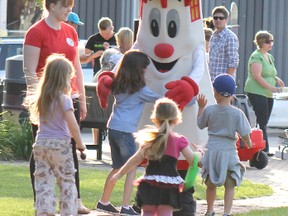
[24,19,79,93]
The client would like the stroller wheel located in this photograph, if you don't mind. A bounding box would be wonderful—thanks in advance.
[250,151,268,169]
[249,159,254,167]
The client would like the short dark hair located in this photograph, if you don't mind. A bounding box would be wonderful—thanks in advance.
[212,6,229,19]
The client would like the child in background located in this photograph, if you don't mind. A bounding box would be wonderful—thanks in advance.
[197,74,252,216]
[109,97,202,216]
[96,50,161,215]
[27,54,86,216]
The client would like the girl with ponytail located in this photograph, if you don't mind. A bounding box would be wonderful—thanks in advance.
[109,97,202,216]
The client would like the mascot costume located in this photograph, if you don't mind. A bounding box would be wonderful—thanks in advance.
[97,0,215,215]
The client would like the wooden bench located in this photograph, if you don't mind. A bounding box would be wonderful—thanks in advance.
[81,83,114,160]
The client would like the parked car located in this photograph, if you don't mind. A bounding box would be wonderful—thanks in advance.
[0,38,24,79]
[0,37,93,82]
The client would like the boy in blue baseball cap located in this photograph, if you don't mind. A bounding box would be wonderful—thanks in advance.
[67,12,84,29]
[197,74,252,216]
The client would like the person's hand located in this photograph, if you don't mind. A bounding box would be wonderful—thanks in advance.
[270,86,281,93]
[276,77,285,88]
[76,142,86,152]
[103,42,110,50]
[79,100,87,120]
[165,76,199,111]
[96,71,114,109]
[197,94,207,109]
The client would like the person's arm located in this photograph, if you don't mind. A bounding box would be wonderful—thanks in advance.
[181,146,203,165]
[74,51,87,120]
[189,45,206,84]
[80,48,104,64]
[197,93,207,117]
[275,76,285,88]
[109,148,144,184]
[250,62,280,93]
[226,35,239,76]
[241,134,253,149]
[64,109,86,150]
[23,45,40,94]
[227,67,236,76]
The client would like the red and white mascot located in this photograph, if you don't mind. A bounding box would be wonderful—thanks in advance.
[134,0,215,169]
[97,0,215,215]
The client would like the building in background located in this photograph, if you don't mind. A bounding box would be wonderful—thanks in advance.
[202,0,288,92]
[0,0,139,38]
[1,0,287,91]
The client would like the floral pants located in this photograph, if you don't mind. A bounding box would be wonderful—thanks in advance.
[33,138,77,216]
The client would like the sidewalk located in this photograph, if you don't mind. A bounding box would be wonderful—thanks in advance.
[77,128,288,215]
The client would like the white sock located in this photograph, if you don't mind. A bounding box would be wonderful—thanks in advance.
[99,200,110,206]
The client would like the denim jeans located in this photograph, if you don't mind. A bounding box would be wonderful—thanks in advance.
[108,129,137,169]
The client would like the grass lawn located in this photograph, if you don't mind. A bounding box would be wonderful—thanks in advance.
[0,162,273,215]
[235,207,288,216]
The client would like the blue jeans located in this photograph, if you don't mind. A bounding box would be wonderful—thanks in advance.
[108,129,137,169]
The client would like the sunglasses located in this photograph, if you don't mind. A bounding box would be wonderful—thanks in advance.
[265,40,274,44]
[213,16,226,20]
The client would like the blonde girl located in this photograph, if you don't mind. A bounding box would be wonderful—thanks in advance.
[28,54,86,216]
[109,97,202,216]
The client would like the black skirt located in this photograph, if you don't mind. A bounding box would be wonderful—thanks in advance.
[135,181,181,209]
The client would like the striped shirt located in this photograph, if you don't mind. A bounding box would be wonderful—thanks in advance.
[209,27,239,81]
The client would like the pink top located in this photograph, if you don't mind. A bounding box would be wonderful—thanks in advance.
[165,133,189,159]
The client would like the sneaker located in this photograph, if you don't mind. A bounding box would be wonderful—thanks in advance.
[132,204,141,214]
[205,212,215,216]
[266,152,275,157]
[120,206,140,215]
[223,214,233,216]
[96,202,119,213]
[77,199,90,214]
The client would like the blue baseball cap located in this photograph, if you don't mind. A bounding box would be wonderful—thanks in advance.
[213,74,236,96]
[68,12,84,25]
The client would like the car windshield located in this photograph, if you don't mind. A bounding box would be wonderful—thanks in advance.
[0,38,93,83]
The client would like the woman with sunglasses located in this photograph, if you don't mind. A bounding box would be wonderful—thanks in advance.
[244,30,285,156]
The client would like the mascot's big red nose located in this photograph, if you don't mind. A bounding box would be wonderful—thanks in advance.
[154,43,174,58]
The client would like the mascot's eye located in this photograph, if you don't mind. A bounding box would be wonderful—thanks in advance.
[149,8,161,37]
[151,20,159,37]
[167,9,179,38]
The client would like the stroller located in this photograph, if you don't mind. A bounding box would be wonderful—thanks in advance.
[233,94,268,169]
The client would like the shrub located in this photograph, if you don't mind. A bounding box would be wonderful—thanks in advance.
[0,111,33,160]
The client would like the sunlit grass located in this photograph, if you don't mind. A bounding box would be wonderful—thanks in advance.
[0,162,274,215]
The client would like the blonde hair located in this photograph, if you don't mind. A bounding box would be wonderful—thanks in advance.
[28,54,74,123]
[115,27,134,54]
[134,98,182,160]
[98,17,113,30]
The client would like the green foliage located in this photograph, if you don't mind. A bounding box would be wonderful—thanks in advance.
[0,111,33,160]
[35,0,44,8]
